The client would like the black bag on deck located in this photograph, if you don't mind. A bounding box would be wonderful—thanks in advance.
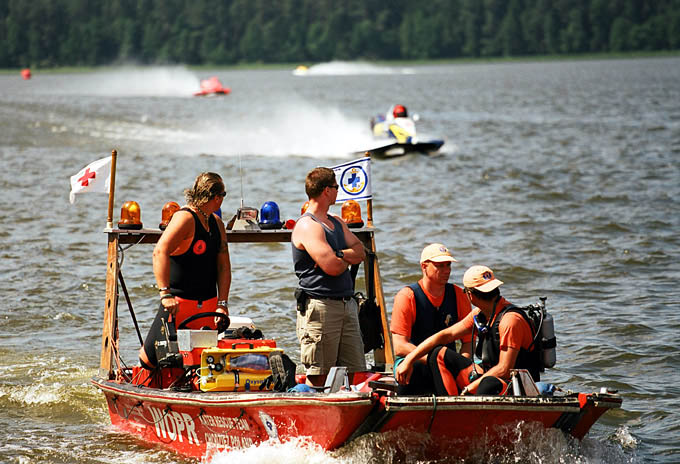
[355,251,384,353]
[263,352,297,392]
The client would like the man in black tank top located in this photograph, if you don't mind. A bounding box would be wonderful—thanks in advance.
[292,167,367,387]
[139,172,231,369]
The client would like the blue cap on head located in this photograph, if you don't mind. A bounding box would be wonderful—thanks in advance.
[259,201,283,229]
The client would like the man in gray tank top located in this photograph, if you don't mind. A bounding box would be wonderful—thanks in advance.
[292,167,367,387]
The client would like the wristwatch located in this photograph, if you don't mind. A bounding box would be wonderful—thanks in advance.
[335,250,344,259]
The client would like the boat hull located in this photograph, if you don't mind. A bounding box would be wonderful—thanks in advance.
[92,377,374,459]
[94,376,621,460]
[359,140,444,159]
[357,392,622,457]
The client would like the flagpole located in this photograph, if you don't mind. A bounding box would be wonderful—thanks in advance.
[106,149,117,228]
[365,151,373,227]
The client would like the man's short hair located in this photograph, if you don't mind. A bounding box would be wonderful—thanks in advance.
[305,167,336,199]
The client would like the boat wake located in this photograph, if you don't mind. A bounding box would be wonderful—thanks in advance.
[206,424,637,464]
[52,66,201,97]
[190,102,377,158]
[294,61,415,76]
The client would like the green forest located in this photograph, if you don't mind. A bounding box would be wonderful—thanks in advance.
[2,0,679,68]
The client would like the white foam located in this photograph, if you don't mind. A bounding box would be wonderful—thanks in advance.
[57,66,201,97]
[206,437,332,464]
[189,101,377,158]
[301,61,414,76]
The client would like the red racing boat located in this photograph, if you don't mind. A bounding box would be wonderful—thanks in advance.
[193,76,231,97]
[91,151,621,460]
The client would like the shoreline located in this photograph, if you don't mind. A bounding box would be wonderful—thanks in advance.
[1,50,678,74]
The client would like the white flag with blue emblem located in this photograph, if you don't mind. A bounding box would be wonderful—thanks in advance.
[331,157,372,203]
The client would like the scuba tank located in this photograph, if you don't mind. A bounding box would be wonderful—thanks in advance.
[539,298,556,368]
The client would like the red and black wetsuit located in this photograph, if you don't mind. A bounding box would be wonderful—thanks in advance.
[169,208,221,301]
[140,208,221,368]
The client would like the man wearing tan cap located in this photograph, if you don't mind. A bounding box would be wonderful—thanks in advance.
[396,265,539,396]
[389,244,472,394]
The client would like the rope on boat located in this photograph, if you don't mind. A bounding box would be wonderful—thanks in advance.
[110,395,119,415]
[427,394,437,434]
[122,401,141,420]
[116,241,146,348]
[118,235,146,257]
[125,402,172,426]
[118,270,144,346]
[111,338,133,383]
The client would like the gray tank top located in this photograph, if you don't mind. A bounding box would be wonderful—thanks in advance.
[292,213,353,298]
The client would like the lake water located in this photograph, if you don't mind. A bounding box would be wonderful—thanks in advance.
[1,58,679,463]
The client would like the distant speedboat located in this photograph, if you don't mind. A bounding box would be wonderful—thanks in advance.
[193,77,231,97]
[362,105,445,159]
[292,65,309,76]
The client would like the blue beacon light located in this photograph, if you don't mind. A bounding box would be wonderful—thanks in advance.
[259,201,283,229]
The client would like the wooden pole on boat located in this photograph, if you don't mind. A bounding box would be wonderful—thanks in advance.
[101,149,119,377]
[365,152,374,227]
[369,235,394,367]
[100,235,120,377]
[106,149,117,229]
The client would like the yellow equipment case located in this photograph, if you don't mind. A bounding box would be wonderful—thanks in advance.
[199,342,282,392]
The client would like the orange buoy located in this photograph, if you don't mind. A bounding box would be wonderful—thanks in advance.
[21,68,31,80]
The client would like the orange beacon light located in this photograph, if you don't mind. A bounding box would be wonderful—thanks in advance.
[341,200,364,228]
[159,201,180,230]
[119,201,143,230]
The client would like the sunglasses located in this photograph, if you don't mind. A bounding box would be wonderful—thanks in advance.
[216,191,227,197]
[328,184,339,190]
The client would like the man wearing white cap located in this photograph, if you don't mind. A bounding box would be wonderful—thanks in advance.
[395,265,538,396]
[390,244,472,394]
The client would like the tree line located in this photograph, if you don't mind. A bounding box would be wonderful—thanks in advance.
[2,0,679,68]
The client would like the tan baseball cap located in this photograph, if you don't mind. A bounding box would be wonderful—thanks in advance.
[463,265,503,292]
[420,243,457,264]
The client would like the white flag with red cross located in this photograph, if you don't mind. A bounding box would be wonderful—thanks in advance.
[69,156,112,204]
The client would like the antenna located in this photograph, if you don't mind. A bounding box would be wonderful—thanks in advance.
[239,153,244,209]
[232,154,260,231]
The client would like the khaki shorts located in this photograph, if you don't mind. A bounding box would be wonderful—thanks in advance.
[296,297,366,376]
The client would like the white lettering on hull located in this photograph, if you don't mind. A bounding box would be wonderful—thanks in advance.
[198,414,250,431]
[204,432,255,449]
[146,407,255,450]
[148,406,199,445]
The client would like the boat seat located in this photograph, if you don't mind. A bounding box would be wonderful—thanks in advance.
[510,369,540,396]
[324,366,349,393]
[368,376,399,392]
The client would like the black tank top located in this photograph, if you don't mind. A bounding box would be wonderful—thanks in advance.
[408,283,460,347]
[169,208,221,300]
[292,213,353,298]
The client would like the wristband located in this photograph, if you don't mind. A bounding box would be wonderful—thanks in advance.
[159,287,170,292]
[217,300,228,308]
[160,294,175,301]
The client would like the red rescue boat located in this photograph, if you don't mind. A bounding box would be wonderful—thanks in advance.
[91,151,622,460]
